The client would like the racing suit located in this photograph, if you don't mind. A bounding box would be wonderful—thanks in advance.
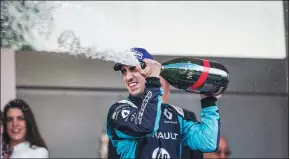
[106,77,220,159]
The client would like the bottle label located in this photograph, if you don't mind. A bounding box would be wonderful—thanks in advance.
[186,83,223,96]
[201,83,216,92]
[190,60,210,90]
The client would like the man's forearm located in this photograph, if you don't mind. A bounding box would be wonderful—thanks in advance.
[182,97,221,152]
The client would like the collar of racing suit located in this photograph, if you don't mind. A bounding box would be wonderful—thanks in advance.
[127,95,143,107]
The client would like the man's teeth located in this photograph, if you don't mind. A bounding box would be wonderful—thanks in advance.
[129,83,137,87]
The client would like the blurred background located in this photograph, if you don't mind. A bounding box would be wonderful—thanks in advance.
[1,1,289,158]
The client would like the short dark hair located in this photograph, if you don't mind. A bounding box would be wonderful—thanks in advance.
[3,99,47,149]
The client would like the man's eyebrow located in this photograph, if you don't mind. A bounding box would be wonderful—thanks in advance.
[129,66,136,70]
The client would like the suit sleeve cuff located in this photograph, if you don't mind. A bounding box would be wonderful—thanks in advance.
[201,96,217,109]
[145,77,161,88]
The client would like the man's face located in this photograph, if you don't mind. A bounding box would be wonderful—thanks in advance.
[121,65,146,96]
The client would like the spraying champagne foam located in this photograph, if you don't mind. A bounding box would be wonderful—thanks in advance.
[3,1,140,66]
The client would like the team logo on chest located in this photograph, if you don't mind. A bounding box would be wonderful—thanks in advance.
[163,108,177,124]
[164,108,172,120]
[152,132,178,140]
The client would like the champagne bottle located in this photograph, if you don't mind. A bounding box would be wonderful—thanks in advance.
[141,57,229,96]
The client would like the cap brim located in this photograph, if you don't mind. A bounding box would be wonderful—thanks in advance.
[113,63,123,71]
[113,60,143,71]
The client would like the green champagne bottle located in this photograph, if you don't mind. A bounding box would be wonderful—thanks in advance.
[141,57,229,96]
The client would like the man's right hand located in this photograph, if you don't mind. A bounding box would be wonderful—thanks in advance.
[136,59,162,78]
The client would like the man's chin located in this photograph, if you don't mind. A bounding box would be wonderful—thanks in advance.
[129,89,142,96]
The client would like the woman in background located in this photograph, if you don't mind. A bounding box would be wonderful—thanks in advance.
[3,99,49,158]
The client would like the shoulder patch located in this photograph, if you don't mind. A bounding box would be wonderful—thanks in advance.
[167,104,184,117]
[109,102,136,121]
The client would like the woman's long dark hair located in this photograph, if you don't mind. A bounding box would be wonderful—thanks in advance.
[3,99,47,149]
[1,110,3,125]
[1,109,3,139]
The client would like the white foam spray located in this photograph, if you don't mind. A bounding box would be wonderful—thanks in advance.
[56,30,139,66]
[3,1,140,66]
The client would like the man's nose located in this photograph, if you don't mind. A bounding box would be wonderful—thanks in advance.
[125,71,134,81]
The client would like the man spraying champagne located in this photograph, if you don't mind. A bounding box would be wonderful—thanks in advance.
[106,48,222,159]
